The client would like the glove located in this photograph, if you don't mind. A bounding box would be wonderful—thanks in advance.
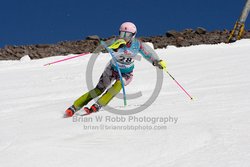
[153,60,167,70]
[108,39,126,50]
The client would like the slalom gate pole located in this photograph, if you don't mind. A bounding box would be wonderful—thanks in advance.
[100,41,127,106]
[44,52,90,66]
[164,69,193,100]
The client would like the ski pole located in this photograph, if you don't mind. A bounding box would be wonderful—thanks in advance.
[164,69,193,100]
[44,52,90,66]
[100,41,127,106]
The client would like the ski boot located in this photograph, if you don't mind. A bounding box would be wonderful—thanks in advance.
[65,105,77,117]
[84,103,101,115]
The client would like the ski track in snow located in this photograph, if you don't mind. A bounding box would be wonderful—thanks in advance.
[0,40,250,167]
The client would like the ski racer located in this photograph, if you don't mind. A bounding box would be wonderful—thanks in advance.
[65,22,167,117]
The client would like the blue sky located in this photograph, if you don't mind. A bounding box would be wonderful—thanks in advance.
[0,0,249,48]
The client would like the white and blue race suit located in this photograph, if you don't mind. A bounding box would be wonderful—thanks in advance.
[96,38,160,91]
[110,38,160,74]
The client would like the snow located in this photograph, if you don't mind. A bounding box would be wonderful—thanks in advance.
[20,55,31,62]
[1,39,250,167]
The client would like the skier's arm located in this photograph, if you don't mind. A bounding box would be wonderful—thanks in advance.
[108,39,126,51]
[139,41,167,69]
[93,38,121,55]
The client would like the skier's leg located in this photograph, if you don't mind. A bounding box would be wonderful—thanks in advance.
[65,64,114,117]
[88,72,134,113]
[84,80,122,114]
[98,80,122,106]
[73,64,114,110]
[73,87,103,110]
[65,88,103,117]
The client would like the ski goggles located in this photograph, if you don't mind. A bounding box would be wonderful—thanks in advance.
[119,31,135,39]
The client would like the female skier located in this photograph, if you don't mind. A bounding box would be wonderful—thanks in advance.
[65,22,166,117]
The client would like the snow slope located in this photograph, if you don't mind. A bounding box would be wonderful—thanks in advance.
[0,39,250,167]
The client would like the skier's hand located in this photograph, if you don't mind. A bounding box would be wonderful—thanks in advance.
[108,39,126,50]
[153,60,167,70]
